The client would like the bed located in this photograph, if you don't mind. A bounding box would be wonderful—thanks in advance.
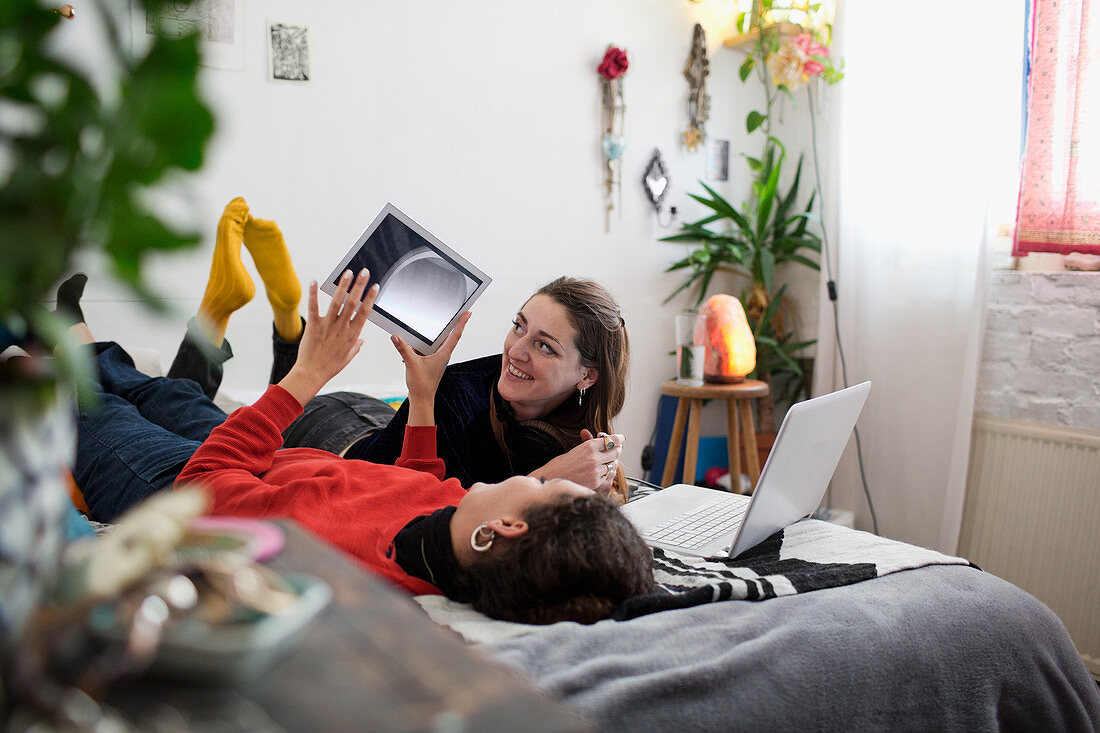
[88,352,1100,729]
[416,504,1100,732]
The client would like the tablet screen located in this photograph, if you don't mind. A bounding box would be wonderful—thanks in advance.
[322,204,491,353]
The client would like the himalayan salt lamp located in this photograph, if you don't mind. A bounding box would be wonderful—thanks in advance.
[700,294,756,383]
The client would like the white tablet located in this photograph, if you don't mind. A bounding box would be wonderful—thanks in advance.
[321,203,491,354]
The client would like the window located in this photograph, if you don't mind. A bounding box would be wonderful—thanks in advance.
[1013,0,1100,257]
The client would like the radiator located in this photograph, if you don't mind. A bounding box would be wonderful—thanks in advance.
[958,415,1100,679]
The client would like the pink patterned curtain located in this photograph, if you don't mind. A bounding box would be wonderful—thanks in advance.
[1014,0,1100,256]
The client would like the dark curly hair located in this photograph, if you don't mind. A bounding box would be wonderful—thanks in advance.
[460,493,654,624]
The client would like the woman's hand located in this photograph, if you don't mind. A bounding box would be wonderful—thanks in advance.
[278,270,376,407]
[391,311,471,426]
[529,429,625,493]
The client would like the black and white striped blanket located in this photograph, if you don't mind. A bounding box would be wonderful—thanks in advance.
[613,517,974,620]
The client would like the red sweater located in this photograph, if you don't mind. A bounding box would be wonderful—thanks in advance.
[176,385,468,595]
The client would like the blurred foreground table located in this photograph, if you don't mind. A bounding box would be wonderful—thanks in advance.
[102,521,591,732]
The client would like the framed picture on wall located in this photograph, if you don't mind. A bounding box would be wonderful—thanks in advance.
[707,138,730,182]
[267,20,312,84]
[130,0,245,70]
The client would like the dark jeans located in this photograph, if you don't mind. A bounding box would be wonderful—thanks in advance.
[167,318,300,399]
[168,317,396,456]
[75,324,398,522]
[282,391,396,455]
[76,342,228,522]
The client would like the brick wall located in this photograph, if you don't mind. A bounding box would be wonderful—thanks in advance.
[975,272,1100,429]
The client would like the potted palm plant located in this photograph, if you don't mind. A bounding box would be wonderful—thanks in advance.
[662,146,819,432]
[662,10,840,434]
[0,0,213,667]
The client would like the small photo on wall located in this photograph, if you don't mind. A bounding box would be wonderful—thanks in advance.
[267,20,311,83]
[707,138,730,181]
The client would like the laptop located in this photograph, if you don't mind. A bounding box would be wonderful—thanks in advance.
[622,381,871,558]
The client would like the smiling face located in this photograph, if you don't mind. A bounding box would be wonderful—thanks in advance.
[498,294,597,421]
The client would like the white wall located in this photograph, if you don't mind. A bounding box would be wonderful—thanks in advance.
[57,2,1033,552]
[63,0,818,477]
[977,272,1100,429]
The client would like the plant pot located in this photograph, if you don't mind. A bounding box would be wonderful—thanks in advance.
[0,379,75,652]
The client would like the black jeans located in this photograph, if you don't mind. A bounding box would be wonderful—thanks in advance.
[168,317,395,455]
[281,391,396,455]
[167,318,301,399]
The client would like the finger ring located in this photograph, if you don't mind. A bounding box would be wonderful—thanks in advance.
[602,462,613,478]
[602,435,616,451]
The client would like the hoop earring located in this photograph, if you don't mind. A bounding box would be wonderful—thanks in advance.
[578,387,587,406]
[470,522,495,552]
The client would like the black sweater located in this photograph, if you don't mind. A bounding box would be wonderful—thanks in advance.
[345,356,511,487]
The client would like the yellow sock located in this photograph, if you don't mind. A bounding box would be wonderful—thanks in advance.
[197,197,255,345]
[243,216,302,341]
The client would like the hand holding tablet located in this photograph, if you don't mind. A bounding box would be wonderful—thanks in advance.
[321,203,491,354]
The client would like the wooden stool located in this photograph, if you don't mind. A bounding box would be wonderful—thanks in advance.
[660,378,770,492]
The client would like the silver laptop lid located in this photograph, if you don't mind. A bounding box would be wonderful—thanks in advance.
[728,381,871,556]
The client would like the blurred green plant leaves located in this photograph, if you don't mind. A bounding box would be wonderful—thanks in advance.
[0,0,214,387]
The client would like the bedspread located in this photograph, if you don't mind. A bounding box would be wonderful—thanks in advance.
[487,565,1100,731]
[617,518,970,618]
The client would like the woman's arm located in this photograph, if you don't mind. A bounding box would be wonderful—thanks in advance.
[347,357,500,486]
[176,385,308,513]
[375,314,470,482]
[278,271,376,408]
[389,311,471,427]
[180,271,376,509]
[393,425,447,480]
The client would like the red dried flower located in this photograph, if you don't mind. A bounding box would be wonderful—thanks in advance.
[598,47,629,79]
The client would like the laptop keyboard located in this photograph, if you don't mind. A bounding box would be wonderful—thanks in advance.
[646,495,749,551]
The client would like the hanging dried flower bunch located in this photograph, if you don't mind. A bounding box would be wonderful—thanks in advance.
[598,45,628,232]
[682,24,710,152]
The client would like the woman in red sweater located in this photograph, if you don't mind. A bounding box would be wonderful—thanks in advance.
[78,270,654,624]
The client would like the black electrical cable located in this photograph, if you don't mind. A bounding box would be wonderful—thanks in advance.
[640,416,660,483]
[807,84,879,536]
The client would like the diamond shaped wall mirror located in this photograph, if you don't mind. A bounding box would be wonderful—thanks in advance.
[643,149,670,212]
[643,148,676,226]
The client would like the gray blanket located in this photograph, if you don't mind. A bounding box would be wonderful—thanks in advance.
[488,565,1100,731]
